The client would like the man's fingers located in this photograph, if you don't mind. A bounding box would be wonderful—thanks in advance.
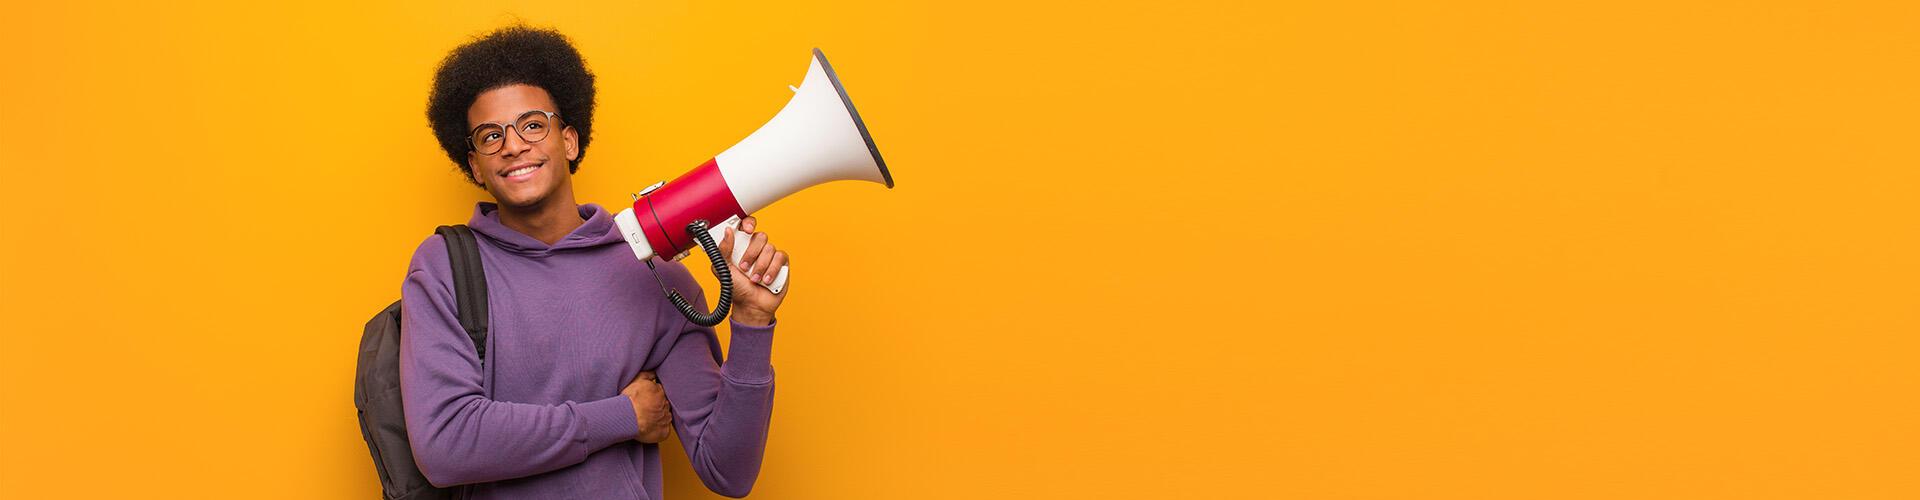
[729,217,757,267]
[749,240,775,280]
[765,251,788,287]
[741,232,768,271]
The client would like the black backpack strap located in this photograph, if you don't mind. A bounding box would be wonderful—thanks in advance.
[436,225,489,362]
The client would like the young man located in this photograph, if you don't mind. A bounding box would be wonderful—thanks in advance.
[400,26,788,498]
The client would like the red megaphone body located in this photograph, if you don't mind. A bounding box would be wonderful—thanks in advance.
[613,48,892,324]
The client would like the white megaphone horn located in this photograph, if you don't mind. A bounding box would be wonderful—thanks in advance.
[614,48,893,326]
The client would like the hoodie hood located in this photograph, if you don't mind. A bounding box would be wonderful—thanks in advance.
[467,202,627,258]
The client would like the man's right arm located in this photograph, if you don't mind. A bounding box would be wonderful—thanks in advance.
[397,236,639,487]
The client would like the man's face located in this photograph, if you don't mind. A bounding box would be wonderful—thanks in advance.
[466,84,579,209]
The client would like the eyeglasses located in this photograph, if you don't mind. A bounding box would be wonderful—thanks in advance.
[469,110,560,156]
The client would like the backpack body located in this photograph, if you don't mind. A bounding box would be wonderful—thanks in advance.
[355,225,489,499]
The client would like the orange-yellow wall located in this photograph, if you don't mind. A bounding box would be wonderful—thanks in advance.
[2,1,1916,498]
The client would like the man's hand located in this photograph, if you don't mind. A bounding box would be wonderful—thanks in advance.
[622,371,673,443]
[715,216,788,327]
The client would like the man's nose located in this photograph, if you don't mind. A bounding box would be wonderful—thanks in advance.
[500,128,533,158]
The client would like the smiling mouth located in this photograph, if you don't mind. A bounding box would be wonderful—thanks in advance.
[501,163,543,180]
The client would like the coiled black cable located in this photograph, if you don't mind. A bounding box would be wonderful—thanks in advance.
[646,219,732,326]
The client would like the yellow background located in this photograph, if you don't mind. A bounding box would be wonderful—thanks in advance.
[2,1,1916,498]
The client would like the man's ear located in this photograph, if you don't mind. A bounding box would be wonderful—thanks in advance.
[563,125,580,162]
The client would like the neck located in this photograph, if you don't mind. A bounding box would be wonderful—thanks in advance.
[495,192,585,246]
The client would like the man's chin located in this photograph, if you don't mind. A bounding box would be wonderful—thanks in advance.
[491,185,551,210]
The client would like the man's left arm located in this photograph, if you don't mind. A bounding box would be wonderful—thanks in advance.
[657,316,776,498]
[657,216,786,498]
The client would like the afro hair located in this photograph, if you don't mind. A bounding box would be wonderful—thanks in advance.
[427,25,597,186]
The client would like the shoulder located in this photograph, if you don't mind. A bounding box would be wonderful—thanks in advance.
[648,257,696,286]
[407,234,453,273]
[647,258,708,294]
[402,233,456,295]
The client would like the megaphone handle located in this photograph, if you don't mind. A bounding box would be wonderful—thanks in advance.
[713,218,791,295]
[729,231,791,294]
[658,220,733,327]
[767,265,790,295]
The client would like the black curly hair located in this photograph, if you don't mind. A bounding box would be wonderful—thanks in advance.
[427,25,596,186]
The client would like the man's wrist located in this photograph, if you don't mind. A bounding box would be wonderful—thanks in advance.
[731,309,774,327]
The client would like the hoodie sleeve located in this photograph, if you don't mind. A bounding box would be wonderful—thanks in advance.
[655,269,777,498]
[398,235,639,487]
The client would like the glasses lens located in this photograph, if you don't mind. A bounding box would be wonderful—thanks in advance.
[470,124,506,155]
[515,111,553,144]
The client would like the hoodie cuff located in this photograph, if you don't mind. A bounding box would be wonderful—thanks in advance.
[576,394,639,446]
[721,318,776,385]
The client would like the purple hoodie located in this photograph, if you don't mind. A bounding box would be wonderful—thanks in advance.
[399,202,775,499]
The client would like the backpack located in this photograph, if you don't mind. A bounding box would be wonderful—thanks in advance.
[355,225,490,499]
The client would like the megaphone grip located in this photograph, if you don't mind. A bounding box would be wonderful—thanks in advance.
[767,265,790,295]
[718,219,789,295]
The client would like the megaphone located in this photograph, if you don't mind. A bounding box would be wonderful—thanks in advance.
[614,48,893,326]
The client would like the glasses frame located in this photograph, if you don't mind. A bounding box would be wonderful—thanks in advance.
[468,109,562,156]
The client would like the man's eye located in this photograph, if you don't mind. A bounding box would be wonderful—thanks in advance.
[484,132,502,142]
[524,122,544,131]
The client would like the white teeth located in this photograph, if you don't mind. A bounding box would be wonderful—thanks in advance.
[505,165,539,177]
